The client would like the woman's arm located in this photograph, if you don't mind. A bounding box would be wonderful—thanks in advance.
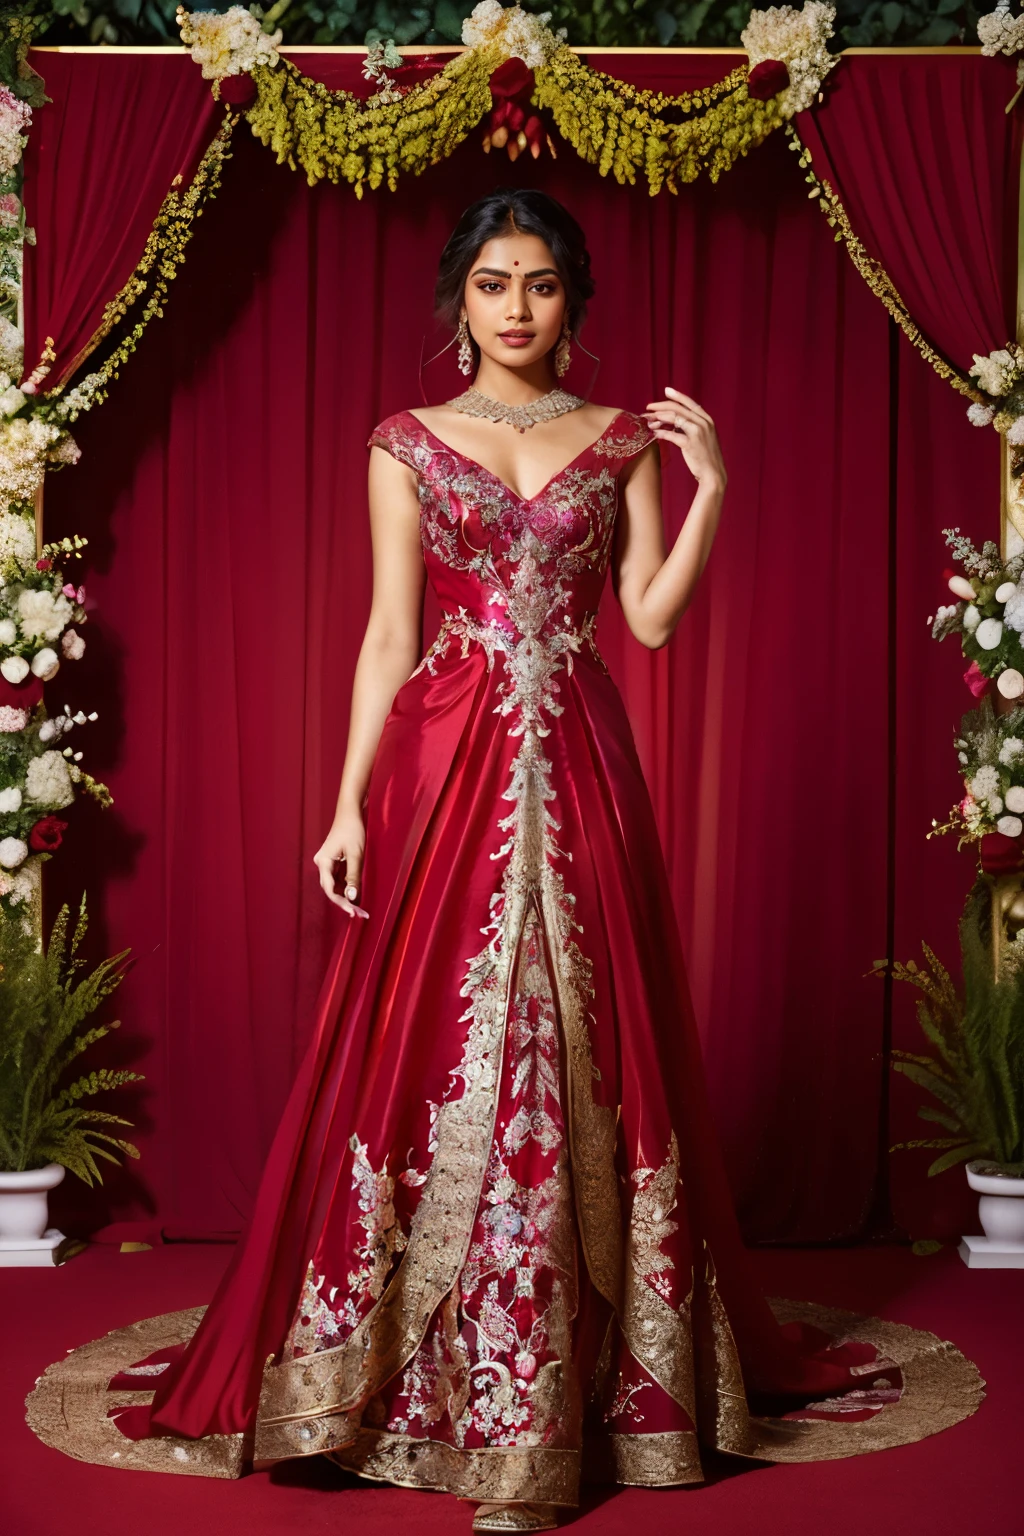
[313,446,426,917]
[611,387,727,650]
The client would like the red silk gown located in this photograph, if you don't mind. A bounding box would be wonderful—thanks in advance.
[30,410,981,1497]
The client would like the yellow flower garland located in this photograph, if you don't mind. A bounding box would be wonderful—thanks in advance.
[532,52,783,194]
[242,44,785,199]
[246,46,503,197]
[785,123,984,404]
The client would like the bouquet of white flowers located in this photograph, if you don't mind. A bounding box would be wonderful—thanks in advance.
[930,528,1024,702]
[932,697,1024,846]
[0,528,111,923]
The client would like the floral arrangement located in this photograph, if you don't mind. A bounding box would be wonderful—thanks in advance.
[930,529,1024,702]
[740,0,839,116]
[978,0,1024,104]
[963,343,1024,466]
[0,83,31,180]
[0,387,80,507]
[928,530,1024,851]
[0,524,111,927]
[176,3,282,97]
[179,1,842,197]
[462,0,566,67]
[934,697,1024,843]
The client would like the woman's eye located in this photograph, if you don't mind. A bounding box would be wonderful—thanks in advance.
[478,281,504,293]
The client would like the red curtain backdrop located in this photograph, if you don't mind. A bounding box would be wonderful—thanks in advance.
[797,52,1020,370]
[24,50,1009,1245]
[22,52,215,390]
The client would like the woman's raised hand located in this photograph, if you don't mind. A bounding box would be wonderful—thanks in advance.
[643,385,727,490]
[314,813,369,918]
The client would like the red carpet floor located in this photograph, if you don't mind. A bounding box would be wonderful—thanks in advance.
[1,1242,1016,1536]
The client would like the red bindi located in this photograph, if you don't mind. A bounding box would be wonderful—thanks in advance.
[513,260,519,266]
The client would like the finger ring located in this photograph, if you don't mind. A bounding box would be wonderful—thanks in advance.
[345,885,358,899]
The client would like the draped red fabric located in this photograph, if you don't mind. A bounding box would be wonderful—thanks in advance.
[796,52,1021,371]
[21,52,216,391]
[27,50,1007,1249]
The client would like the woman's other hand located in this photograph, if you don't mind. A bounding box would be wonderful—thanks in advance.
[314,813,369,918]
[643,385,727,490]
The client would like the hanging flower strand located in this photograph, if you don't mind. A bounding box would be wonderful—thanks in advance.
[177,2,845,197]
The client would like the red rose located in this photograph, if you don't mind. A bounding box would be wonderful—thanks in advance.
[964,659,990,698]
[29,815,68,852]
[979,831,1024,875]
[219,72,257,107]
[35,557,52,570]
[747,59,790,100]
[489,57,534,100]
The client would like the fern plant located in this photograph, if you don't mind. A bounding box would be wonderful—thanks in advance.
[873,883,1024,1177]
[0,893,142,1184]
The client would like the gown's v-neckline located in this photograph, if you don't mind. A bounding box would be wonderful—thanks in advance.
[403,408,630,506]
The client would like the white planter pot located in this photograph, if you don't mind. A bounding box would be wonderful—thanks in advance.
[0,1163,65,1241]
[960,1160,1024,1267]
[966,1161,1024,1240]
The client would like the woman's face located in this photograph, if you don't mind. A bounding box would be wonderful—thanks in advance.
[462,231,567,372]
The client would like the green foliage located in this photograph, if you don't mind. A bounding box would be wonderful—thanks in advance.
[872,884,1024,1177]
[0,893,142,1184]
[17,0,994,53]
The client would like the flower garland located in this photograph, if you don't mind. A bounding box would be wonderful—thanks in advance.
[787,123,985,405]
[178,1,842,198]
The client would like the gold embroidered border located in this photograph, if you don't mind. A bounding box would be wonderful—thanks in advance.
[785,122,984,407]
[619,1135,697,1421]
[749,1297,987,1461]
[329,1429,580,1505]
[584,1429,704,1487]
[24,1291,984,1479]
[23,1305,245,1478]
[253,1035,515,1462]
[41,112,238,404]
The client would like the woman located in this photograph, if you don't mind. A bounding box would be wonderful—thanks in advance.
[31,188,980,1530]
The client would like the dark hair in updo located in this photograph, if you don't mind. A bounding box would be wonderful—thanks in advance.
[434,188,595,364]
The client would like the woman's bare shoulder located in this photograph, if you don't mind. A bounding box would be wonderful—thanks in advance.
[584,402,642,430]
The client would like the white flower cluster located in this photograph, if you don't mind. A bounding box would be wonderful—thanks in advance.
[0,415,61,505]
[0,315,22,380]
[0,854,38,914]
[0,85,32,180]
[178,6,283,82]
[461,0,566,68]
[0,508,35,569]
[23,748,75,809]
[955,716,1024,841]
[978,3,1024,59]
[1004,581,1024,635]
[970,344,1023,397]
[740,1,839,116]
[50,371,104,424]
[16,587,73,643]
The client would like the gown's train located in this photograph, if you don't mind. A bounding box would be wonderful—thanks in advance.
[25,411,983,1500]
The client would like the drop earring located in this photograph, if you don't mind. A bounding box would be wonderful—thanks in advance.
[554,317,572,378]
[457,313,474,377]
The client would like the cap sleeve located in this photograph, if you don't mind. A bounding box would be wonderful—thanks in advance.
[593,411,657,462]
[366,412,420,472]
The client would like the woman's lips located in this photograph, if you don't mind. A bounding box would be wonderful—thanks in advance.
[499,332,535,347]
